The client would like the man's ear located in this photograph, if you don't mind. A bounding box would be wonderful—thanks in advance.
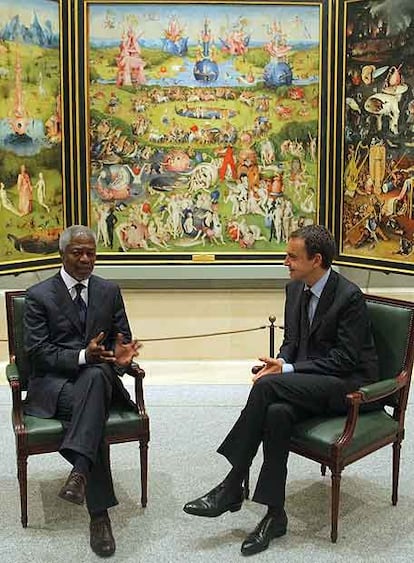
[313,252,323,267]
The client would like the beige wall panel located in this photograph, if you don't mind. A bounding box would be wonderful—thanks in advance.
[123,289,285,360]
[1,281,413,364]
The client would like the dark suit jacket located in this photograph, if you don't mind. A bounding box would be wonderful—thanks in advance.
[24,272,135,418]
[278,270,379,392]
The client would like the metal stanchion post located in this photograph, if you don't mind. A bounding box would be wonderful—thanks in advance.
[269,315,276,358]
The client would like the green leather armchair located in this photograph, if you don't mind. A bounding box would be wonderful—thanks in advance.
[5,290,150,528]
[249,294,414,543]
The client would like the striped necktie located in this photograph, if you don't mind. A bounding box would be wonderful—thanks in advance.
[74,283,87,332]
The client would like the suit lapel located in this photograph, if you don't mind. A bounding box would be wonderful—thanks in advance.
[51,273,84,334]
[293,284,305,321]
[309,270,338,336]
[85,275,101,339]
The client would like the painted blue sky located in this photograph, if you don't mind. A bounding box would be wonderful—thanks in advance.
[0,0,59,29]
[89,2,320,44]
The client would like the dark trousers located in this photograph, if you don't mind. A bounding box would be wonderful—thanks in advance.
[217,373,349,509]
[56,365,118,514]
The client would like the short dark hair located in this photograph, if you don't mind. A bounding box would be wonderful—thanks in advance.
[289,224,336,268]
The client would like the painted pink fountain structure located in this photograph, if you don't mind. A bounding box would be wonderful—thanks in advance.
[116,27,146,86]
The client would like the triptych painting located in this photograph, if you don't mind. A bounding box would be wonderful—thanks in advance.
[1,0,413,274]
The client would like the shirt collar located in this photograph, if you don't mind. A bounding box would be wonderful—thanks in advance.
[60,266,90,291]
[306,268,331,299]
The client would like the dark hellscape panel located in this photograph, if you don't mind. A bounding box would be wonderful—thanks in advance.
[333,0,414,274]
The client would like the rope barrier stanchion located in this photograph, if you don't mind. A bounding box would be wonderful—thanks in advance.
[269,315,276,358]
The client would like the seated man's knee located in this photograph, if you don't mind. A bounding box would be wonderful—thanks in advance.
[265,402,297,426]
[80,365,110,387]
[252,375,275,391]
[250,374,281,398]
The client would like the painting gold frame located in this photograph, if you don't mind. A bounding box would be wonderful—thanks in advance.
[0,0,75,275]
[76,0,333,264]
[332,0,414,275]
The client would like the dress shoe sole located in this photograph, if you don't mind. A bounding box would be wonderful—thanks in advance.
[241,527,287,556]
[183,501,242,518]
[90,546,115,558]
[58,489,85,505]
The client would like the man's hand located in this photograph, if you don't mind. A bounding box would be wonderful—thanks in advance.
[252,357,284,383]
[114,333,142,367]
[85,332,116,364]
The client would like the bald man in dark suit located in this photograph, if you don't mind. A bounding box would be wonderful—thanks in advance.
[24,225,141,558]
[184,225,379,557]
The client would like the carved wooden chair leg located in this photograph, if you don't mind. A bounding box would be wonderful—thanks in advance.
[321,464,327,476]
[243,468,250,500]
[330,468,342,543]
[392,439,402,506]
[17,454,28,528]
[140,440,148,508]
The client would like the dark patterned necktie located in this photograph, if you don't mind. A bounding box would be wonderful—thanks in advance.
[303,288,312,327]
[74,283,87,332]
[297,288,312,361]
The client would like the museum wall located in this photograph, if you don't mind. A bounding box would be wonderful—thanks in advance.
[1,266,413,362]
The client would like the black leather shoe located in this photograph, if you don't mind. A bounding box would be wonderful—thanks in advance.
[58,470,87,505]
[90,514,116,558]
[183,482,243,517]
[241,511,287,556]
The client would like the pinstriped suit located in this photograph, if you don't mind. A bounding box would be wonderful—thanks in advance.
[24,272,135,418]
[24,272,136,512]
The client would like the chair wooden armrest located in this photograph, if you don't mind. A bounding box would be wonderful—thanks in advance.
[356,370,408,403]
[333,370,408,452]
[126,362,147,416]
[6,362,25,432]
[329,391,362,452]
[126,362,145,379]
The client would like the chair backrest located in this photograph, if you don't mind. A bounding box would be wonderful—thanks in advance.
[365,294,414,390]
[6,290,31,391]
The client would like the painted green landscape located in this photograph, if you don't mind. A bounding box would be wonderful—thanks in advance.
[86,4,322,257]
[0,1,64,268]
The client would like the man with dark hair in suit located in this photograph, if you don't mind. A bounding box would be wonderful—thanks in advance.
[183,224,379,556]
[24,225,141,558]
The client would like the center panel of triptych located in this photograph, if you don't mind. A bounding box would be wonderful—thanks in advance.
[82,1,328,262]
